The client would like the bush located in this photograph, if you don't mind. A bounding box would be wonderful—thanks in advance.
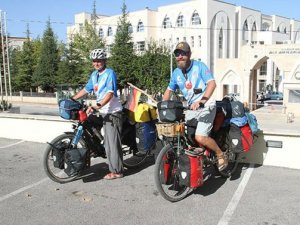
[0,100,12,111]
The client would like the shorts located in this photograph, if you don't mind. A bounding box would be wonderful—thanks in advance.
[185,102,216,136]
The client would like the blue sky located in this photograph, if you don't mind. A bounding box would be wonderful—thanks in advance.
[1,0,300,43]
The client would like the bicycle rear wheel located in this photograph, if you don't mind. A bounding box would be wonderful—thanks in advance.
[122,145,150,169]
[154,143,191,202]
[215,148,240,178]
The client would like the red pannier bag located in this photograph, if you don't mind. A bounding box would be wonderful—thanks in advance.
[179,154,203,188]
[241,123,253,152]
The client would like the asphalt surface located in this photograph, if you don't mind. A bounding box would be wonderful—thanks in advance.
[0,137,300,225]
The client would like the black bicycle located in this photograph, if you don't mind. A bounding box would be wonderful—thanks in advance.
[154,103,240,202]
[43,99,157,183]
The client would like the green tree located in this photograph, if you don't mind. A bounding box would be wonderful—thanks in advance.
[13,28,35,91]
[134,40,172,94]
[57,41,85,85]
[32,20,60,92]
[108,1,136,89]
[72,21,105,80]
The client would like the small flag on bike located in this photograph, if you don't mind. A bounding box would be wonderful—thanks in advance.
[125,87,141,112]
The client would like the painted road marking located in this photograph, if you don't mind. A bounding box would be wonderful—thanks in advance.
[217,163,255,225]
[0,140,25,149]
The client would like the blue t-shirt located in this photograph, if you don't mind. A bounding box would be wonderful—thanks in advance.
[168,60,214,105]
[84,68,122,114]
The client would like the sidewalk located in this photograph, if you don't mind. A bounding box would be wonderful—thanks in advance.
[252,104,300,136]
[0,103,299,169]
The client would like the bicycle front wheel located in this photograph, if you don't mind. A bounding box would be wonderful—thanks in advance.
[154,143,191,202]
[43,133,86,183]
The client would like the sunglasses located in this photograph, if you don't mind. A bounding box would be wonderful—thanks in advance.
[174,50,189,57]
[92,59,104,63]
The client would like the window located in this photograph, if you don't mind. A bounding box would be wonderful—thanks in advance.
[191,11,201,25]
[137,21,144,32]
[176,13,185,27]
[262,22,270,31]
[198,35,201,47]
[137,41,145,52]
[128,24,133,33]
[163,16,172,29]
[218,29,223,58]
[260,62,267,76]
[107,26,113,36]
[99,28,104,38]
[191,36,194,47]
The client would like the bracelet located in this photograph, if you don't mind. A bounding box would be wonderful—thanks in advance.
[96,103,102,108]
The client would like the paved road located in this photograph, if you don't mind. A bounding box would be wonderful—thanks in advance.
[0,137,299,225]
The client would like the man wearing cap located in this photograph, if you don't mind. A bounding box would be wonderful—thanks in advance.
[162,41,228,171]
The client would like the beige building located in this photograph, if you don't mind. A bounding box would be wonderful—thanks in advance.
[67,0,300,115]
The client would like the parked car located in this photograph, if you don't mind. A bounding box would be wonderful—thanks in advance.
[257,92,270,101]
[269,91,283,100]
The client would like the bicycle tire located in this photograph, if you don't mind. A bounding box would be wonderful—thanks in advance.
[154,143,191,202]
[122,145,150,169]
[43,133,86,183]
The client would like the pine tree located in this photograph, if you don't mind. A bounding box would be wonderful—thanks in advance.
[32,20,59,92]
[108,1,137,89]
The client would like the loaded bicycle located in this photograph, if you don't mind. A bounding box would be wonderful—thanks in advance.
[154,98,247,202]
[43,98,158,183]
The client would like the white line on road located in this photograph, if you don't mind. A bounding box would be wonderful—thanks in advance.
[0,177,49,203]
[217,163,255,225]
[0,140,25,149]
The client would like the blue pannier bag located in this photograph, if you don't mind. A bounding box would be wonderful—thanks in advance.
[245,112,258,134]
[59,99,81,120]
[135,121,157,153]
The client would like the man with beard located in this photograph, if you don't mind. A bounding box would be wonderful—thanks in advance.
[162,42,228,171]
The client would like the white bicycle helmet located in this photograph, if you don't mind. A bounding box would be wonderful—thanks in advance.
[90,48,107,60]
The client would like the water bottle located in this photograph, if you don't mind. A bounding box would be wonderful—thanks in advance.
[72,125,83,145]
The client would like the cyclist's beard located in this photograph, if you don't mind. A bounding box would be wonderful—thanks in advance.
[176,59,190,72]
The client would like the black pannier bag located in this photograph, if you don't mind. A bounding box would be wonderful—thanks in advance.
[220,97,245,119]
[186,118,198,147]
[157,100,184,122]
[51,142,69,169]
[228,124,244,153]
[64,148,87,176]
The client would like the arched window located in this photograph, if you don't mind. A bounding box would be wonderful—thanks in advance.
[107,26,113,36]
[176,13,185,27]
[162,16,172,29]
[252,22,257,31]
[242,21,248,41]
[191,11,201,25]
[99,28,104,38]
[137,21,144,32]
[243,21,248,31]
[262,22,270,31]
